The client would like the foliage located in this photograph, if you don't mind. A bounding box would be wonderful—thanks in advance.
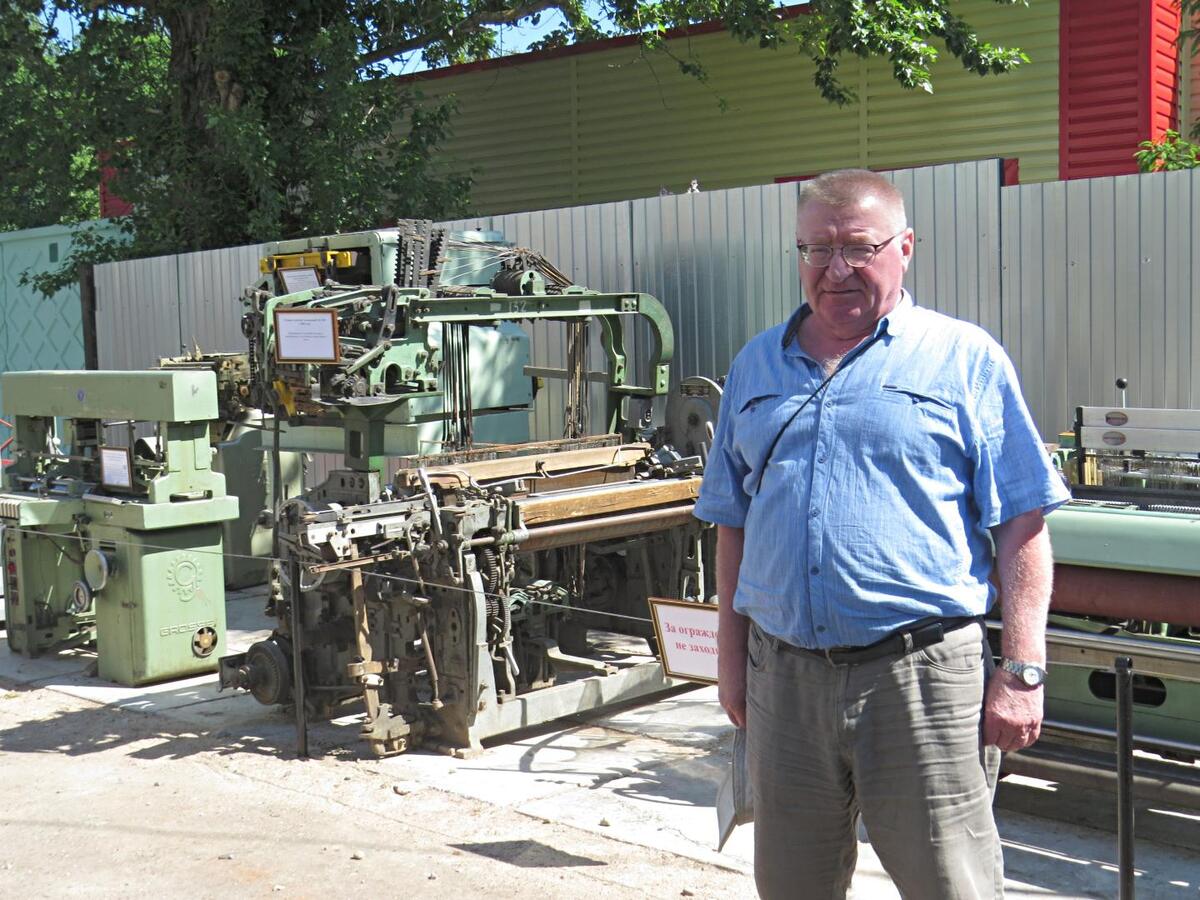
[1135,130,1200,172]
[18,1,473,295]
[398,1,1030,105]
[0,4,98,231]
[7,1,1032,296]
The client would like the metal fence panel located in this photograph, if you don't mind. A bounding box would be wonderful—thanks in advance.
[632,183,799,384]
[95,252,181,371]
[96,160,1200,458]
[888,159,1003,336]
[177,244,266,355]
[1000,168,1200,438]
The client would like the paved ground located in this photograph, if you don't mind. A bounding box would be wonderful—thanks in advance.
[1,591,1198,899]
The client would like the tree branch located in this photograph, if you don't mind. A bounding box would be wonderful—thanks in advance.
[358,0,564,67]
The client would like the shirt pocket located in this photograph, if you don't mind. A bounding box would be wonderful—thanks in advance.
[731,393,793,471]
[858,382,962,476]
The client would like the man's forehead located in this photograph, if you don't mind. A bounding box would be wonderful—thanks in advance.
[796,194,900,232]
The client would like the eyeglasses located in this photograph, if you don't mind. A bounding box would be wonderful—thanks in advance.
[796,231,905,268]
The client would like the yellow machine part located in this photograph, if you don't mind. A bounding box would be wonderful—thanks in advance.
[259,250,354,273]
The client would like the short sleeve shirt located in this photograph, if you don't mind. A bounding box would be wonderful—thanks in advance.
[693,294,1070,649]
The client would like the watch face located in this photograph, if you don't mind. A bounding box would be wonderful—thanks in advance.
[1020,666,1040,687]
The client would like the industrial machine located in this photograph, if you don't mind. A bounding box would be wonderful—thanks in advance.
[0,370,238,686]
[220,222,714,756]
[242,223,544,469]
[1023,396,1200,771]
[155,350,303,589]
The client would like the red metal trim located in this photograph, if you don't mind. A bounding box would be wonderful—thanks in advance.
[1149,0,1181,137]
[1001,158,1020,186]
[1139,0,1153,142]
[400,5,808,84]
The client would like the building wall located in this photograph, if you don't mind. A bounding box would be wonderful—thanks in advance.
[411,1,1059,215]
[1182,13,1200,135]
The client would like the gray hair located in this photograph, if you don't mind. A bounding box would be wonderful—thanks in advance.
[797,169,907,230]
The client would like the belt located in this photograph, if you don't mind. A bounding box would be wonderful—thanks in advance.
[779,615,982,666]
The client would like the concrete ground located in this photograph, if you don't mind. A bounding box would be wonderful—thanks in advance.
[1,590,1197,899]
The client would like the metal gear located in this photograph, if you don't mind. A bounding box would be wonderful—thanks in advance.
[243,639,293,706]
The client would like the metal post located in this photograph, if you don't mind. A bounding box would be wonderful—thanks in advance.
[289,557,309,759]
[271,411,282,560]
[1115,655,1135,899]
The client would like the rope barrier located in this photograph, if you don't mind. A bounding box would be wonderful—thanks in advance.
[0,522,657,625]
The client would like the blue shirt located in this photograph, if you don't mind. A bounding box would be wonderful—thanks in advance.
[694,294,1070,650]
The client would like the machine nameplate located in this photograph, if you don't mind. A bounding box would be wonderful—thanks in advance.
[1079,426,1200,454]
[159,619,217,637]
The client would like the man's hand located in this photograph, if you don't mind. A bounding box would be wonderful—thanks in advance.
[718,643,747,728]
[983,669,1043,750]
[988,509,1054,751]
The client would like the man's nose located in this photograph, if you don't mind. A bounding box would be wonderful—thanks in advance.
[825,251,854,282]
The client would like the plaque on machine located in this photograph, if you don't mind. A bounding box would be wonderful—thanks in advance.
[273,307,340,363]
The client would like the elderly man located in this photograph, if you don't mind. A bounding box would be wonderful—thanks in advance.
[694,168,1068,899]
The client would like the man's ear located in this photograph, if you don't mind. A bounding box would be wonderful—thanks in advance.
[900,228,915,269]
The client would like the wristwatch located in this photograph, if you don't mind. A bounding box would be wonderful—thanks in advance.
[1000,658,1047,687]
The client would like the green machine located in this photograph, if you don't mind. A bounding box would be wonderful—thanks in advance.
[243,222,543,472]
[154,351,304,589]
[0,370,238,685]
[1035,402,1200,758]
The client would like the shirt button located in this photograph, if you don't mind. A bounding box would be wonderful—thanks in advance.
[816,625,826,633]
[810,508,819,518]
[817,454,827,464]
[810,565,820,575]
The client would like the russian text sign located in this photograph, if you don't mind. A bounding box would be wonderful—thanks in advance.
[648,597,719,684]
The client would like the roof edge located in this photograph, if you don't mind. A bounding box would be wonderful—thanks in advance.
[398,4,808,84]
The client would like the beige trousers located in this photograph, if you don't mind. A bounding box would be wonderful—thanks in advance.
[745,620,1002,900]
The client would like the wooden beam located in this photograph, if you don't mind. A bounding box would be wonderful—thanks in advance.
[395,443,651,489]
[517,477,701,525]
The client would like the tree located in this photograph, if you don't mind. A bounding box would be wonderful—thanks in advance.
[380,1,1030,105]
[0,3,97,231]
[12,1,1031,295]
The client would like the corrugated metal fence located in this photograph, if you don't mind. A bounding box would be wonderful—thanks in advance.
[93,159,1198,457]
[1002,168,1200,436]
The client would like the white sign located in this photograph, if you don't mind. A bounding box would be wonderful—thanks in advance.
[648,597,719,684]
[274,308,340,363]
[99,446,133,489]
[279,266,322,294]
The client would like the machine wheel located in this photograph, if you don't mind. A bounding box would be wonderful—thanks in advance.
[244,639,293,706]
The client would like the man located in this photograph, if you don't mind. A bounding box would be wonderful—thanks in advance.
[694,169,1069,899]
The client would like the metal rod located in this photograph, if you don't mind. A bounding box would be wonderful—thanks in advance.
[985,620,1200,684]
[271,412,282,561]
[1115,655,1135,900]
[289,557,309,759]
[509,505,696,552]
